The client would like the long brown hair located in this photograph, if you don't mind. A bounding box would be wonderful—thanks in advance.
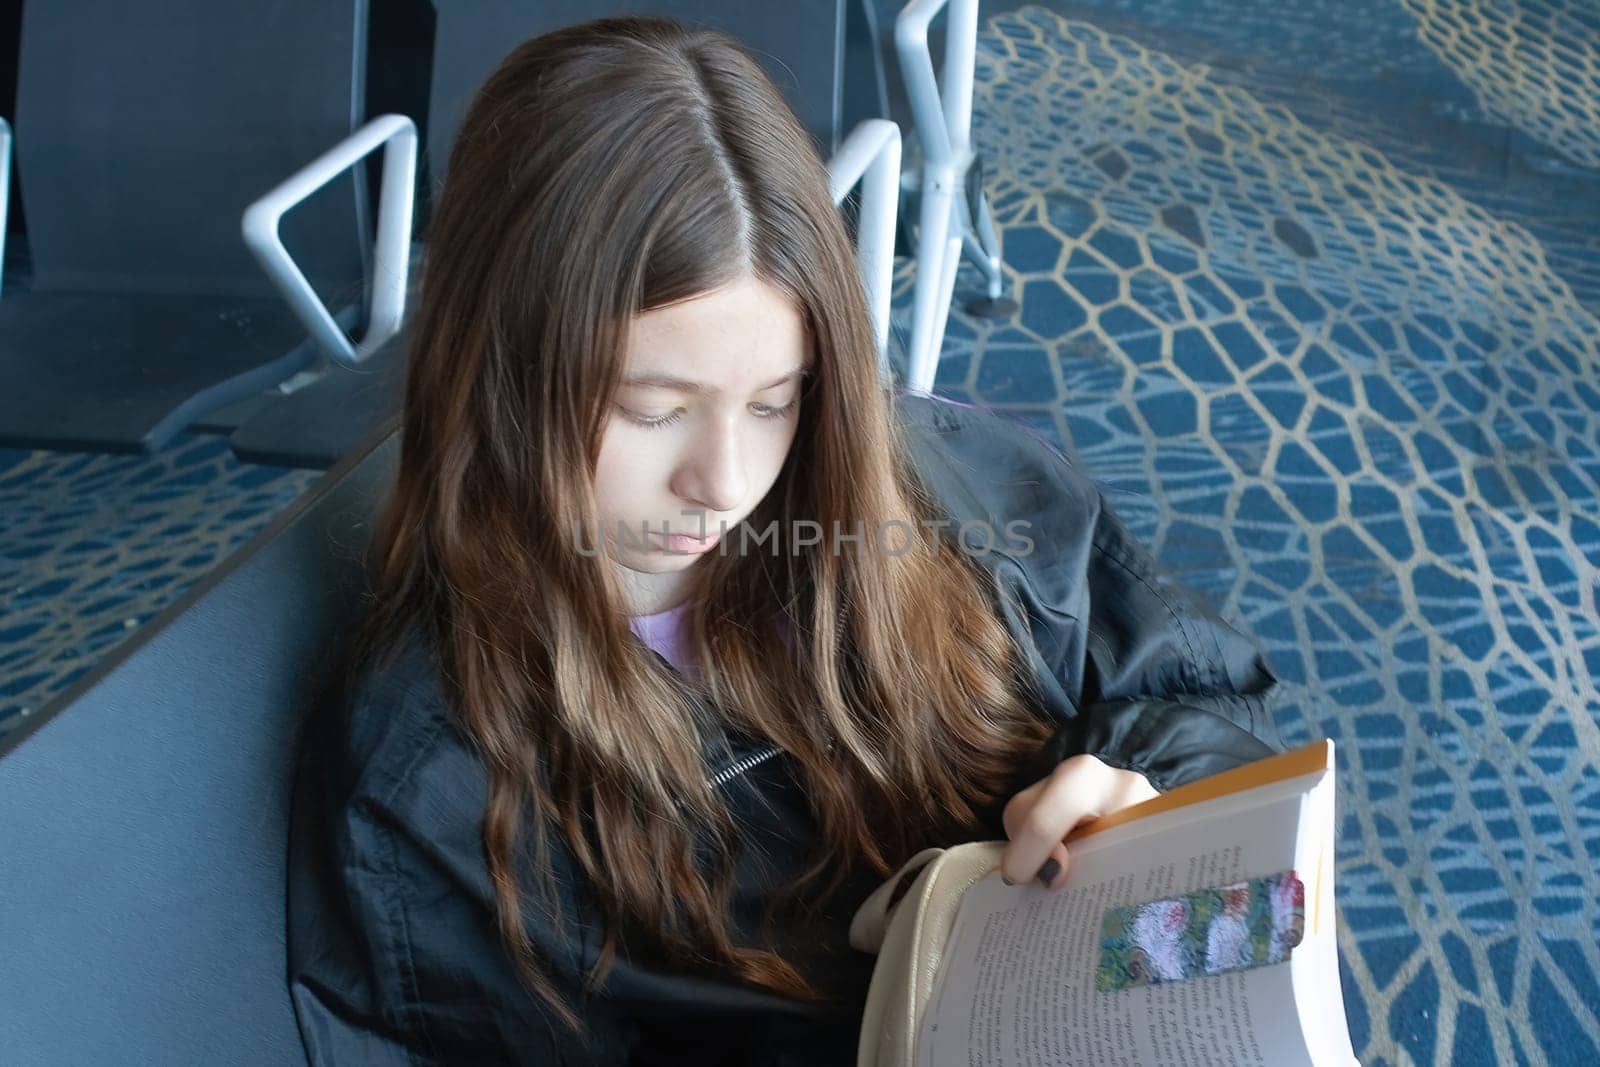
[349,15,1053,1039]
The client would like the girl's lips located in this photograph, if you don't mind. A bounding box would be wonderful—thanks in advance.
[650,529,721,554]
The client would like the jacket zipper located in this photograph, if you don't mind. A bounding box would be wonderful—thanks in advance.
[708,743,783,788]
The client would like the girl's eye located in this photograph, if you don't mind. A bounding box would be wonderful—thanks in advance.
[620,407,685,429]
[619,396,799,430]
[751,396,800,420]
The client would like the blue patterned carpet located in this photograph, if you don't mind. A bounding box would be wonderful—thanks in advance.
[879,4,1599,1064]
[3,2,1598,1064]
[0,442,316,729]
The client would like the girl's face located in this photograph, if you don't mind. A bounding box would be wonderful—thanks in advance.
[596,274,811,615]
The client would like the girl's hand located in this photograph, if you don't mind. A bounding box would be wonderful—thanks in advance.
[999,754,1161,891]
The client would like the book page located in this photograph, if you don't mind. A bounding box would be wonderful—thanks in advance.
[915,788,1318,1067]
[1286,766,1354,1066]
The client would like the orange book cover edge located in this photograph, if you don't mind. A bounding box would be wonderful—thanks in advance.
[1065,738,1334,844]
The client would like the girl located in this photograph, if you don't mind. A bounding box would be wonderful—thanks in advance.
[288,16,1286,1065]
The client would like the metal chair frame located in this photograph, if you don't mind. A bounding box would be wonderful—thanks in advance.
[247,115,900,387]
[895,0,1005,394]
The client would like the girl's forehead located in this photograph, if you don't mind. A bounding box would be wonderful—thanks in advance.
[632,276,799,332]
[625,278,809,381]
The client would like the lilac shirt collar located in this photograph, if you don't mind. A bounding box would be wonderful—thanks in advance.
[628,600,699,677]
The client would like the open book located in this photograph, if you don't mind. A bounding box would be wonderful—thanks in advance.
[915,739,1357,1066]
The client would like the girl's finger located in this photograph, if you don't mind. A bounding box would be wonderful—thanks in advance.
[999,775,1046,841]
[1036,840,1071,891]
[1000,760,1110,885]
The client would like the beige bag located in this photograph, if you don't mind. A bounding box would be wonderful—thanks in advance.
[848,840,1007,1067]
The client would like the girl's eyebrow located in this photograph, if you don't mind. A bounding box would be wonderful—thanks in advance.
[620,367,811,395]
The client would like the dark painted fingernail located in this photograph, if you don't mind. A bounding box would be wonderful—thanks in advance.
[1001,874,1017,886]
[1035,859,1061,887]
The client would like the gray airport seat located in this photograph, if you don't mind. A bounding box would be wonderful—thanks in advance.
[227,324,410,470]
[0,427,396,1066]
[0,0,368,454]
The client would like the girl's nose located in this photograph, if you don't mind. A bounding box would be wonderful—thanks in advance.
[672,418,747,514]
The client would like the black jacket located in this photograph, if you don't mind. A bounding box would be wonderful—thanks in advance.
[286,392,1287,1065]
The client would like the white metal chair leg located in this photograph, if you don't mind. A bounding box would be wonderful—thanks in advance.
[0,118,11,301]
[966,170,1005,300]
[929,233,962,382]
[906,181,956,393]
[962,229,1002,299]
[828,119,903,382]
[896,0,1007,393]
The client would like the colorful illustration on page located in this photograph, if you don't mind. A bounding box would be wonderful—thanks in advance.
[1096,870,1305,991]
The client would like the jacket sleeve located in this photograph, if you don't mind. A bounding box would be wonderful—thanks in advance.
[897,392,1288,797]
[1025,483,1289,794]
[287,758,446,1065]
[287,689,636,1066]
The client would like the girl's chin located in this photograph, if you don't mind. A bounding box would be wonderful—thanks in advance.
[614,549,708,572]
